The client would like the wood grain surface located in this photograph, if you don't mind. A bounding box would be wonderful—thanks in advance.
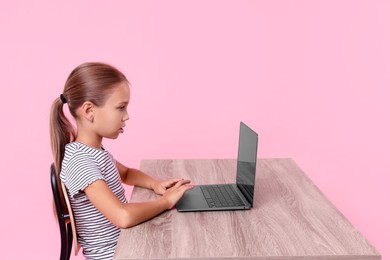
[114,159,380,260]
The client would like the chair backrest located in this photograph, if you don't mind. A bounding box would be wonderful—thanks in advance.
[50,164,80,258]
[61,181,81,255]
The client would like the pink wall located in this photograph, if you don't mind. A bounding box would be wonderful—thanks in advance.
[0,1,388,259]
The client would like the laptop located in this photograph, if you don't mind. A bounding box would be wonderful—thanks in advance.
[176,122,258,212]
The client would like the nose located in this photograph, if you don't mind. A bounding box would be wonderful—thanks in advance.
[123,110,130,122]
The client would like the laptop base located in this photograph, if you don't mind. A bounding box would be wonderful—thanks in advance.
[176,184,251,212]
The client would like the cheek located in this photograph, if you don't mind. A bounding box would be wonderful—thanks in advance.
[96,112,115,127]
[106,112,122,126]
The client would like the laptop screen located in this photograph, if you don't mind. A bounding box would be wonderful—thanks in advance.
[236,122,258,207]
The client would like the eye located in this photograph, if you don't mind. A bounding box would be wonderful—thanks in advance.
[117,104,129,112]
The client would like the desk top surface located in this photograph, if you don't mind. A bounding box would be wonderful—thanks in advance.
[114,159,380,260]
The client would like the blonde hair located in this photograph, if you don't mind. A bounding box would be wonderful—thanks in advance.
[50,62,128,204]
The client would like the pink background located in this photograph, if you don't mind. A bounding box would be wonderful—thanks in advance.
[0,1,388,259]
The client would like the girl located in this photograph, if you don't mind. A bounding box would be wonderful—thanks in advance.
[50,62,192,260]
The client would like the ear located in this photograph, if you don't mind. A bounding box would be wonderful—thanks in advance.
[80,101,95,122]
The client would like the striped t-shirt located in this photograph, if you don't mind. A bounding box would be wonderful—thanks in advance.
[60,142,127,260]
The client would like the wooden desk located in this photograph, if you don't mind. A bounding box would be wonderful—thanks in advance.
[114,159,380,260]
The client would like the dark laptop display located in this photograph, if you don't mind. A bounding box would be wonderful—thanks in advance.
[236,122,258,207]
[176,122,258,212]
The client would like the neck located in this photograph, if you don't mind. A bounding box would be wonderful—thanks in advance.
[76,137,103,149]
[75,127,103,149]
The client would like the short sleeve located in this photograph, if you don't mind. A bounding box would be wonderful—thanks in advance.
[62,151,104,198]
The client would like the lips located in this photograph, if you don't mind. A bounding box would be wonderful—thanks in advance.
[119,124,126,133]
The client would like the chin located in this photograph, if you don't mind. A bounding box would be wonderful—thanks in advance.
[105,133,120,139]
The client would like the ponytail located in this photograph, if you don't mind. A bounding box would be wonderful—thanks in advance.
[50,96,76,205]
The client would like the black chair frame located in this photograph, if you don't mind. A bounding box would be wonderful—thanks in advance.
[50,163,73,260]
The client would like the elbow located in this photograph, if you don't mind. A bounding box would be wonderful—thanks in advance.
[114,208,138,229]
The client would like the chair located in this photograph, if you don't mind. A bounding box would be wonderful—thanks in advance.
[50,164,80,260]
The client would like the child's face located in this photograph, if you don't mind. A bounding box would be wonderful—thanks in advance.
[93,82,130,139]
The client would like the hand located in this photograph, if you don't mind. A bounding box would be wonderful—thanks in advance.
[161,179,193,209]
[152,178,185,195]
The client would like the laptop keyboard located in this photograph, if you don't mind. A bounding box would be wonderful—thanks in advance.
[200,185,245,208]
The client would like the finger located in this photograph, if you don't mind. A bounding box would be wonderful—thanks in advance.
[170,178,183,182]
[176,179,191,187]
[179,179,192,185]
[167,179,187,191]
[179,184,194,193]
[164,178,183,188]
[172,180,192,191]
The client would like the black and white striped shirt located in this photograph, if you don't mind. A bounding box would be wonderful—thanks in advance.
[60,142,127,260]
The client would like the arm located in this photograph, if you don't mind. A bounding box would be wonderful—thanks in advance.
[117,160,183,195]
[84,178,192,228]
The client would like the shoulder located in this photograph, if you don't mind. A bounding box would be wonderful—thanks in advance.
[61,142,104,180]
[61,143,107,196]
[64,142,112,163]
